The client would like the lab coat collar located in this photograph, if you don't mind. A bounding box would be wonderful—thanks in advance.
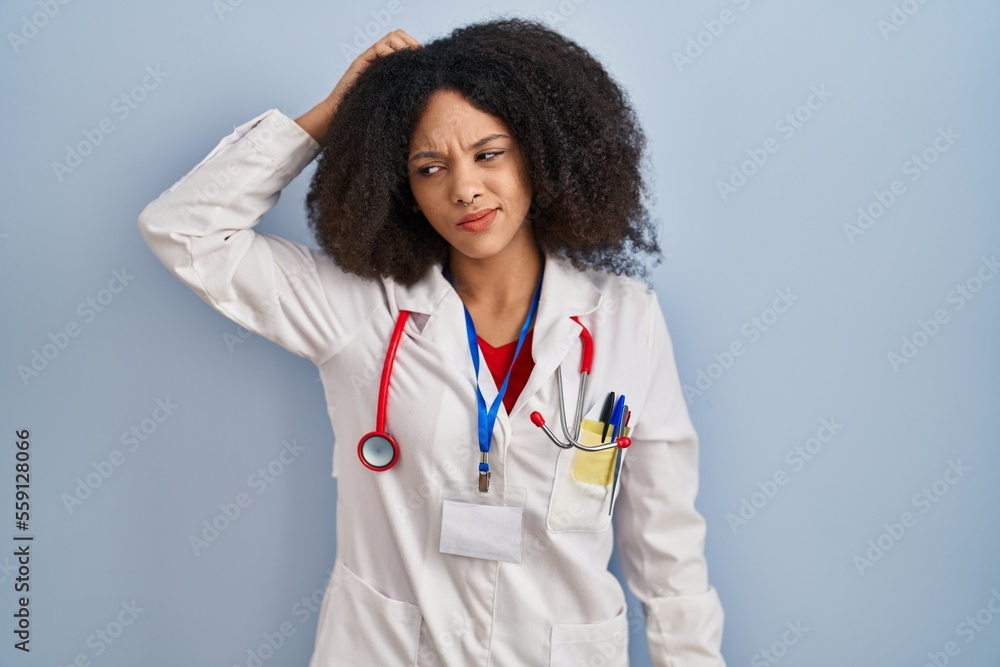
[385,249,603,418]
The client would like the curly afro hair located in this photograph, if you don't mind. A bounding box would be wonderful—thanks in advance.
[304,16,663,287]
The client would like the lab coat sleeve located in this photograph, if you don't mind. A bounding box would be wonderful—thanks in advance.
[137,108,378,364]
[612,290,726,666]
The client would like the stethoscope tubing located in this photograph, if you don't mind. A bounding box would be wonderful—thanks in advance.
[376,310,410,433]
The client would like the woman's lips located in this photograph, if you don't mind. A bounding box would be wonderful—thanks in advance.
[457,208,498,233]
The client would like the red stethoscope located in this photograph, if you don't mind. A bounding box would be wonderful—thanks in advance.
[357,311,630,472]
[356,310,411,471]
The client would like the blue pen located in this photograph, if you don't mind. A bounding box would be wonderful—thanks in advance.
[608,395,626,515]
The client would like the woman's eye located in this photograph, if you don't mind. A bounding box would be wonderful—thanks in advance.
[416,152,503,176]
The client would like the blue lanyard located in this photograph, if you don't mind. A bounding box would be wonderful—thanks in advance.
[444,258,545,476]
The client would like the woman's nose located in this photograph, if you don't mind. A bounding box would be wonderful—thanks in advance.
[449,161,484,206]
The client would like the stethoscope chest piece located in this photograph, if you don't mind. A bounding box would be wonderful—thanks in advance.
[358,431,399,471]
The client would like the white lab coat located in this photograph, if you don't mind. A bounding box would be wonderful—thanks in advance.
[137,107,726,666]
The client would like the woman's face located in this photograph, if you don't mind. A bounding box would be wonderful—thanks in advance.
[407,89,535,264]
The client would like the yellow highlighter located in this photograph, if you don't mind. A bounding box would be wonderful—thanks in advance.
[571,415,631,485]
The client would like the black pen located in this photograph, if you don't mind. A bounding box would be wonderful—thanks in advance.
[599,392,615,443]
[609,400,628,516]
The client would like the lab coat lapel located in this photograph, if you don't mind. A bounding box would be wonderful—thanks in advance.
[384,260,477,386]
[511,253,601,418]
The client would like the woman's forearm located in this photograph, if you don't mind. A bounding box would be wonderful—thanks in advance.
[295,99,336,144]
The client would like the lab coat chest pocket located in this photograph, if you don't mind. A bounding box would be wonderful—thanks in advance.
[309,560,422,666]
[544,398,635,533]
[549,605,629,667]
[546,444,614,532]
[540,305,640,531]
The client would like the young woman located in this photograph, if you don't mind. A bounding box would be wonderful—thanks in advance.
[138,17,726,667]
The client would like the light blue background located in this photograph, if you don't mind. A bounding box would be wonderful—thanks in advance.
[3,1,999,665]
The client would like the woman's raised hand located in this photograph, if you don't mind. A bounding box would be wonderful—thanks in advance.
[296,29,422,144]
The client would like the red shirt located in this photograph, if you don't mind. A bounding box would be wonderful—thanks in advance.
[477,328,535,414]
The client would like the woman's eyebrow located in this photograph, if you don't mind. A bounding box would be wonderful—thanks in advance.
[409,134,510,162]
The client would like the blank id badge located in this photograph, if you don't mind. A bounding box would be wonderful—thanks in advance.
[439,482,527,564]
